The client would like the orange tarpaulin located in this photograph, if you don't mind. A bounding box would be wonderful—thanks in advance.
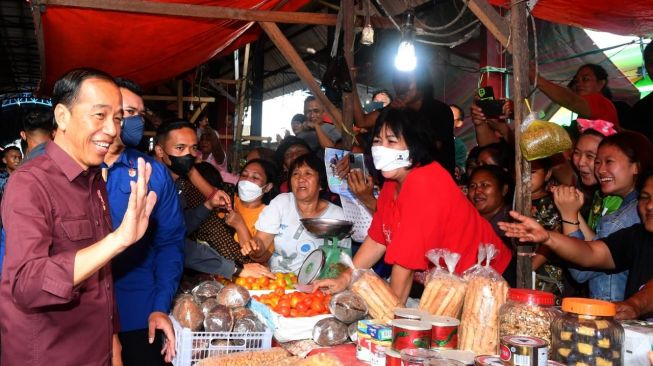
[38,0,309,92]
[489,0,653,36]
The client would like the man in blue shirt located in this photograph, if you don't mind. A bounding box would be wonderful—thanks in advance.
[104,79,184,365]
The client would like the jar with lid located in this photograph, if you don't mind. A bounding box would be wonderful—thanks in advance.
[551,297,623,365]
[499,288,560,346]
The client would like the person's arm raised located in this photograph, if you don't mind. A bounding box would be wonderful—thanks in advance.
[498,210,615,270]
[74,158,157,285]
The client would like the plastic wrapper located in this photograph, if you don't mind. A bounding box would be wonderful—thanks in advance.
[342,253,398,323]
[192,280,224,304]
[312,317,349,346]
[230,306,256,320]
[328,290,368,324]
[216,284,250,308]
[233,315,265,332]
[348,322,358,342]
[419,249,467,318]
[200,298,220,316]
[172,294,204,331]
[458,244,509,355]
[520,116,572,161]
[203,304,234,332]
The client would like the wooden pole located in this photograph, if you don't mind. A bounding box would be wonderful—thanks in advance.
[510,0,533,289]
[467,0,511,52]
[189,102,208,123]
[176,79,183,118]
[259,21,344,130]
[43,0,338,26]
[341,0,355,150]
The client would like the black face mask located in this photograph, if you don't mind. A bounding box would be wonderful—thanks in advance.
[167,154,195,177]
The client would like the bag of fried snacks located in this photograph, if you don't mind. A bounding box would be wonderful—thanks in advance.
[341,252,399,323]
[520,112,572,161]
[458,244,509,355]
[419,249,466,318]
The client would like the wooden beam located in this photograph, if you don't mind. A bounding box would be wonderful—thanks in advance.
[189,102,208,124]
[32,1,47,90]
[510,0,533,289]
[143,95,215,102]
[43,0,338,26]
[341,0,355,150]
[177,79,183,118]
[468,0,511,53]
[259,21,344,133]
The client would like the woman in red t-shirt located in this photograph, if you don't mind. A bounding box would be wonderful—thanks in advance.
[314,109,512,304]
[533,63,619,126]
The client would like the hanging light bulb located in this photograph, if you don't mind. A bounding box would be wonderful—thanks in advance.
[394,9,416,72]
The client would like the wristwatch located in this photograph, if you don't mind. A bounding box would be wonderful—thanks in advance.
[233,265,243,278]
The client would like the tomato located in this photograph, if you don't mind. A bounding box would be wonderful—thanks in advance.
[295,302,309,312]
[278,305,291,317]
[278,298,291,308]
[234,277,247,286]
[290,293,302,308]
[311,299,325,313]
[274,288,285,296]
[289,309,299,317]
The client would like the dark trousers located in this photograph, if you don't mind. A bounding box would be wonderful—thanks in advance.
[118,329,166,366]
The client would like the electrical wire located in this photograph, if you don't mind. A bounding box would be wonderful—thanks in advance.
[416,23,480,47]
[418,0,470,32]
[373,0,401,31]
[418,19,480,38]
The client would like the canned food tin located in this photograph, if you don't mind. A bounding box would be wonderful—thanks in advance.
[499,335,548,366]
[392,319,432,351]
[438,350,475,365]
[357,332,372,362]
[369,324,393,341]
[395,308,428,320]
[386,348,402,366]
[473,355,504,366]
[400,348,440,366]
[429,316,459,350]
[371,339,392,366]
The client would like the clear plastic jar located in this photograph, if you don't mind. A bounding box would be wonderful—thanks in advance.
[499,289,559,346]
[551,298,624,365]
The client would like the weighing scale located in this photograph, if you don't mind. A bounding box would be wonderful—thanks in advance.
[297,218,353,285]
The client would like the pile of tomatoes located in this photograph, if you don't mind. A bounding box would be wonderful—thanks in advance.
[218,273,298,291]
[253,288,332,318]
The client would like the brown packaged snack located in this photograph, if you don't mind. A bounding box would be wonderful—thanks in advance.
[216,284,251,308]
[419,249,467,319]
[172,294,204,331]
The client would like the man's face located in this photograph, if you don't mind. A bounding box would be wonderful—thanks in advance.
[393,75,420,105]
[304,100,324,125]
[156,127,198,166]
[53,78,122,170]
[638,177,653,232]
[109,87,145,153]
[2,150,22,172]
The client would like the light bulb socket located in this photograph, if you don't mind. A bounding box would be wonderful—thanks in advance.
[361,25,374,45]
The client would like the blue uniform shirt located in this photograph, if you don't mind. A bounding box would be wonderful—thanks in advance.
[105,148,185,332]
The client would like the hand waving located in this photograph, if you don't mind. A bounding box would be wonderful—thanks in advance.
[115,157,157,249]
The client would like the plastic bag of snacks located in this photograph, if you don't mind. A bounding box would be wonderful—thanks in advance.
[312,317,350,346]
[458,244,509,355]
[342,253,399,323]
[329,290,368,324]
[519,113,572,161]
[419,249,467,318]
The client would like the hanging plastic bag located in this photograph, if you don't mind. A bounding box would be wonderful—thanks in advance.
[419,249,467,318]
[458,244,509,355]
[520,112,572,161]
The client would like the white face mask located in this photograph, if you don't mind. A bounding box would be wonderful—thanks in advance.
[371,145,411,172]
[238,180,264,202]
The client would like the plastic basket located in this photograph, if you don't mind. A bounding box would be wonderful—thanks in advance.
[171,316,273,365]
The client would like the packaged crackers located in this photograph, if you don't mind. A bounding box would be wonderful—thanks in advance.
[458,244,509,355]
[419,249,467,319]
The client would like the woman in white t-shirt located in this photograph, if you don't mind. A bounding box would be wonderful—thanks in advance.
[243,153,350,273]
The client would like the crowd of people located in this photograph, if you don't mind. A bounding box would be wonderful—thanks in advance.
[0,41,652,365]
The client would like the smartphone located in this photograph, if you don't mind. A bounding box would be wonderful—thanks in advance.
[476,86,504,117]
[349,153,367,183]
[477,86,495,101]
[364,101,385,113]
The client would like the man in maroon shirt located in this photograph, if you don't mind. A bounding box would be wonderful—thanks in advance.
[0,68,157,366]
